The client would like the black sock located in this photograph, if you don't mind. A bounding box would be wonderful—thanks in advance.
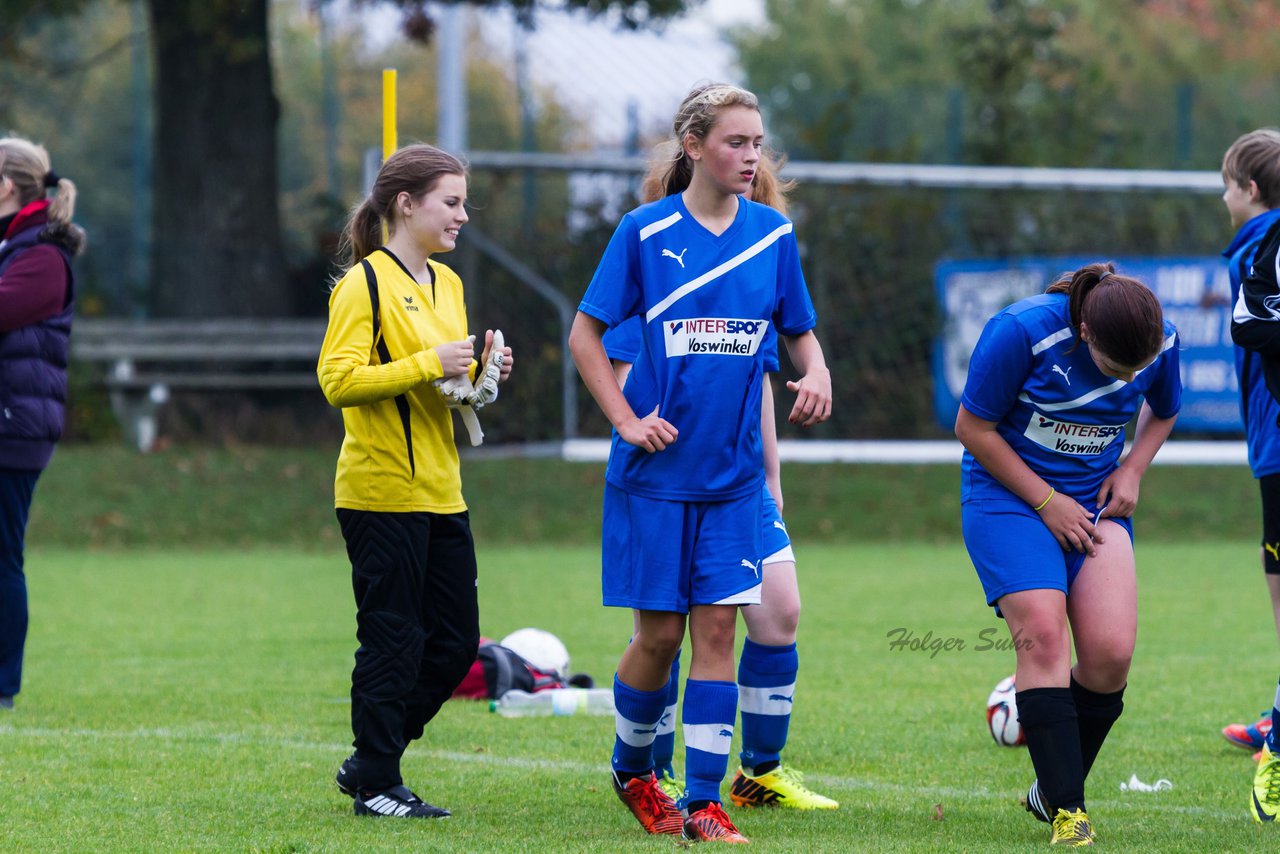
[1071,675,1124,781]
[614,769,651,785]
[1017,686,1085,814]
[685,799,714,814]
[750,760,780,776]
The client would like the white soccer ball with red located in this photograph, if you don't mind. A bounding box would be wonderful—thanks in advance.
[986,674,1025,747]
[500,627,570,677]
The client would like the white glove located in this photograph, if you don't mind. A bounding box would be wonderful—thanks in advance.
[434,373,476,407]
[468,329,504,409]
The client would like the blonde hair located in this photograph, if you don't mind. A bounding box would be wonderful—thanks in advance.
[639,148,793,216]
[0,136,84,253]
[336,143,466,273]
[640,82,763,201]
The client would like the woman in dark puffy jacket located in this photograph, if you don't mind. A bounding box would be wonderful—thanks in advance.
[0,136,84,710]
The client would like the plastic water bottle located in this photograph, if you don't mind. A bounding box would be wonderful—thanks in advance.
[490,688,615,717]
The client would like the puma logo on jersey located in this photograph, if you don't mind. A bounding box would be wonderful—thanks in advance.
[1052,364,1072,385]
[1266,542,1280,562]
[741,559,760,579]
[773,520,787,531]
[661,247,688,268]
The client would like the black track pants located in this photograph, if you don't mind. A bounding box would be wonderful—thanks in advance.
[337,509,480,792]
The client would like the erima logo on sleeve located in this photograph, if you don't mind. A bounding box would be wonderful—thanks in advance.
[663,318,768,357]
[1024,415,1123,455]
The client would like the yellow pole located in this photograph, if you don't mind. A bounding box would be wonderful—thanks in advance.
[382,68,398,161]
[381,68,397,244]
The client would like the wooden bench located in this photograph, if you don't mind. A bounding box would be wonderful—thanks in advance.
[72,318,328,450]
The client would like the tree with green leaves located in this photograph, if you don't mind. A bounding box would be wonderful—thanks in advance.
[6,0,698,317]
[147,0,696,317]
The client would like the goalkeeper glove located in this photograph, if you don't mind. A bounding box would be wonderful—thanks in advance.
[468,329,504,409]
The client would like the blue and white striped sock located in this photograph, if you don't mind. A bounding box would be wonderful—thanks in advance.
[612,674,667,775]
[652,650,682,778]
[738,638,798,772]
[682,679,737,806]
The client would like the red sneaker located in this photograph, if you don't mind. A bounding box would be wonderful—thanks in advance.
[1223,714,1273,751]
[611,771,683,835]
[682,802,750,844]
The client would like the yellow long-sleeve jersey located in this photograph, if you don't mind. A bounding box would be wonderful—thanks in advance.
[318,247,474,513]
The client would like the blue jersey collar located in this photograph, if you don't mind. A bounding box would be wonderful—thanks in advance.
[1224,208,1280,259]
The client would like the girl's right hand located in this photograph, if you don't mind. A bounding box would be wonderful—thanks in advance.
[1037,491,1103,556]
[618,406,678,453]
[435,335,476,377]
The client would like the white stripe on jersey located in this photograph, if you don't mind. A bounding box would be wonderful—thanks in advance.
[1020,381,1125,412]
[739,683,796,716]
[639,212,683,242]
[1019,332,1176,412]
[684,721,734,755]
[615,710,661,748]
[1031,327,1073,355]
[645,223,794,322]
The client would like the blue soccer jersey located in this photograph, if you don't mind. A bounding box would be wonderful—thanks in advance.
[960,292,1181,503]
[1226,208,1280,478]
[581,194,815,501]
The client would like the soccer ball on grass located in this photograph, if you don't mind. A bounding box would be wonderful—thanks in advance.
[986,674,1025,747]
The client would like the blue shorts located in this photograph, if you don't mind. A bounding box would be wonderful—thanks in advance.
[602,484,764,613]
[761,487,794,565]
[962,497,1134,611]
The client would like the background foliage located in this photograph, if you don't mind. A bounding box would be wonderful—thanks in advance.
[4,0,1277,441]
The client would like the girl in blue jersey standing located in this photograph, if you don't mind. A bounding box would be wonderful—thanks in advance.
[956,263,1180,846]
[569,82,832,844]
[604,152,838,813]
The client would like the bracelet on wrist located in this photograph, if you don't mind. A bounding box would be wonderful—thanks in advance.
[1033,487,1056,512]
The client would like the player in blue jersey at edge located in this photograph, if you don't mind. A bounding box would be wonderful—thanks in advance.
[1224,129,1280,823]
[603,150,838,816]
[955,263,1180,846]
[569,82,832,844]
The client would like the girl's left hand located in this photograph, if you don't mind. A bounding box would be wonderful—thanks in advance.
[1096,466,1141,519]
[786,367,832,427]
[481,329,514,383]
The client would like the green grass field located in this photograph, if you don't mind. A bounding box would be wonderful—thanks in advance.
[1,536,1276,851]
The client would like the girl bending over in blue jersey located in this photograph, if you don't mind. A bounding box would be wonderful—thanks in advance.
[570,82,831,844]
[956,263,1180,846]
[604,151,838,815]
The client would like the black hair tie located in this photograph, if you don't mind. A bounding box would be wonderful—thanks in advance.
[43,171,61,188]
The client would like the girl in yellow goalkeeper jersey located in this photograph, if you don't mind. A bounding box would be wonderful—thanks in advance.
[318,143,512,820]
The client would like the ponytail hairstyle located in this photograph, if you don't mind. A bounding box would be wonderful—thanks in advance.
[639,82,761,202]
[1045,262,1165,367]
[0,136,85,255]
[335,143,466,274]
